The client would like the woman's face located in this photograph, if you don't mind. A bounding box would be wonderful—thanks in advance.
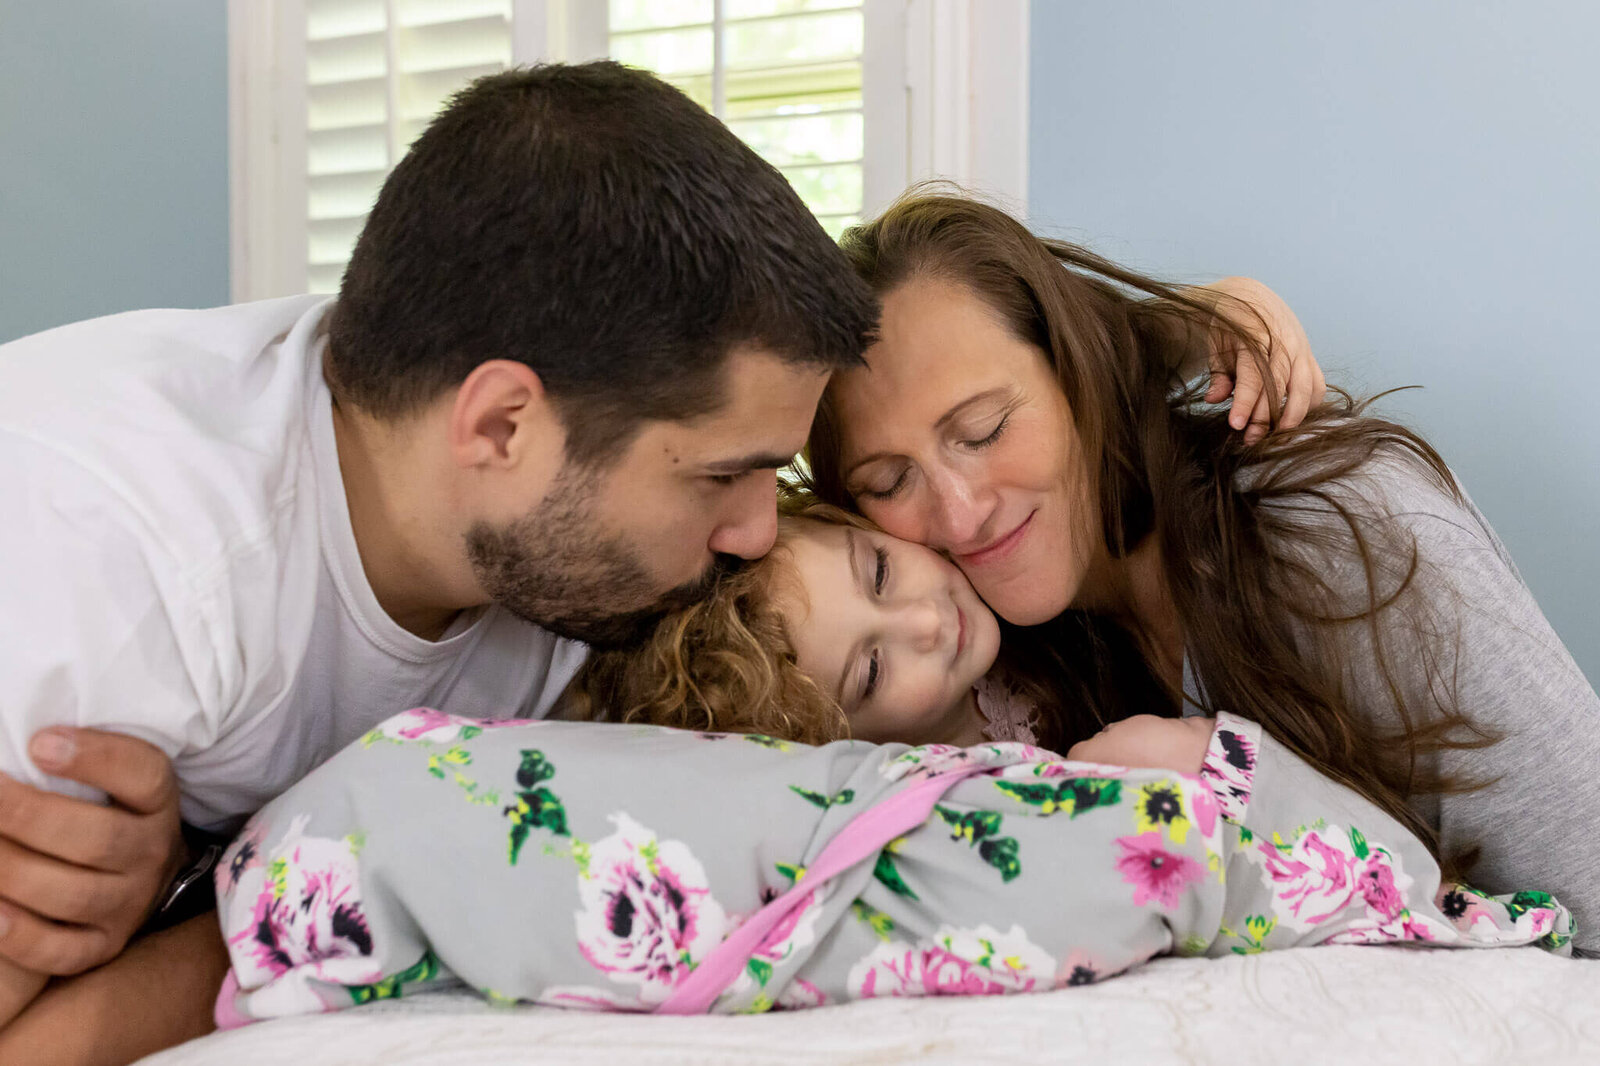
[772,519,1001,746]
[828,275,1099,625]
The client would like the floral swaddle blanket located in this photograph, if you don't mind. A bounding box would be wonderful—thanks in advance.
[214,710,1571,1025]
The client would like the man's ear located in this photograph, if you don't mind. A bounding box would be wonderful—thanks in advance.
[447,360,564,472]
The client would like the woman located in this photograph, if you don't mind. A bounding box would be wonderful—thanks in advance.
[801,191,1600,952]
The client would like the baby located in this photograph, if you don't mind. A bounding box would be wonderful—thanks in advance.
[212,508,1572,1025]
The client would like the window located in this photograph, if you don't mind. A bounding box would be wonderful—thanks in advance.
[229,0,1029,300]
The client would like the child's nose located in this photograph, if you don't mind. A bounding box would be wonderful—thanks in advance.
[894,598,944,653]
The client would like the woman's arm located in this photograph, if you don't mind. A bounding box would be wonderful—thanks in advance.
[1187,276,1326,443]
[0,914,226,1066]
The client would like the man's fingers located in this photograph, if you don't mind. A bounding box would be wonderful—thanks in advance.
[1280,351,1319,430]
[0,901,113,976]
[30,728,177,816]
[0,837,124,926]
[1244,390,1273,445]
[0,775,145,871]
[1205,368,1234,403]
[1228,357,1263,430]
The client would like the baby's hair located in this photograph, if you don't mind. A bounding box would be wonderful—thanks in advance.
[563,491,874,743]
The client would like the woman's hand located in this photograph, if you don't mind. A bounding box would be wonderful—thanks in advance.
[1196,276,1327,444]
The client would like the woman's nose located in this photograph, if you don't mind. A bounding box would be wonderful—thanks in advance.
[924,468,990,549]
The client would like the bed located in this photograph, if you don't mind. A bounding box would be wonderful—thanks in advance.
[141,944,1599,1066]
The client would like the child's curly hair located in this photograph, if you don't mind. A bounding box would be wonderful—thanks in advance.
[562,494,876,744]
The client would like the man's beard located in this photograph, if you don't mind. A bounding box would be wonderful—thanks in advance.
[466,466,735,648]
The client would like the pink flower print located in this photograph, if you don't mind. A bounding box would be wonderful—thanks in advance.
[574,814,727,1006]
[1199,724,1257,823]
[848,924,1054,999]
[1355,852,1406,922]
[375,707,527,745]
[1114,832,1205,909]
[225,816,380,991]
[1188,778,1220,838]
[1253,827,1368,931]
[775,978,827,1010]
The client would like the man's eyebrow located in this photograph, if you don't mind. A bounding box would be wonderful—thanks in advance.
[703,451,800,475]
[845,387,1011,477]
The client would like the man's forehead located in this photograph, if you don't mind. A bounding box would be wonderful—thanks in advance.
[666,347,829,458]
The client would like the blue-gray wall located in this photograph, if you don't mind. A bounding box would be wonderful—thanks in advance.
[1030,1,1598,685]
[0,1,229,342]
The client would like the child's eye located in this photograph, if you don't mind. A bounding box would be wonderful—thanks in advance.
[706,472,740,486]
[862,648,882,702]
[873,546,889,595]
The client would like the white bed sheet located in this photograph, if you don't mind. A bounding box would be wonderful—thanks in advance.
[140,946,1600,1066]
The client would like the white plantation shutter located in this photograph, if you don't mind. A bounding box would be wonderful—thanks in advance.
[608,0,868,238]
[303,0,514,292]
[228,0,1027,300]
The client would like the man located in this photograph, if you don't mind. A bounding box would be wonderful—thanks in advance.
[0,62,876,1059]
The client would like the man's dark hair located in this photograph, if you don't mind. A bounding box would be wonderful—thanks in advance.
[328,62,877,463]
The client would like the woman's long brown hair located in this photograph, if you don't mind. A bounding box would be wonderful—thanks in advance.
[803,190,1495,859]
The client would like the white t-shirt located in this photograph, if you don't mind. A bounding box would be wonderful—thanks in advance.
[0,296,587,831]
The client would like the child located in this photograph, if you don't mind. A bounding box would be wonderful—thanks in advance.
[214,707,1570,1025]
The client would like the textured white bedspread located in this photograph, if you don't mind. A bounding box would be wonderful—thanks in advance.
[140,946,1600,1066]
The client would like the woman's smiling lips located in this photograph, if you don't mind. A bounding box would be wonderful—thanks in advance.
[956,511,1035,569]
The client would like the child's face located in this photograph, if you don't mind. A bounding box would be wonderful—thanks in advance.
[773,520,1002,745]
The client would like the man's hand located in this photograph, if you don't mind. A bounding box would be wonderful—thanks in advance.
[0,729,183,975]
[1198,276,1327,444]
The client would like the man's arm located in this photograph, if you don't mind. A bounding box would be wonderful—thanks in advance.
[1183,276,1327,443]
[0,913,227,1066]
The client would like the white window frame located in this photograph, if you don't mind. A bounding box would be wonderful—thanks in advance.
[228,0,1028,302]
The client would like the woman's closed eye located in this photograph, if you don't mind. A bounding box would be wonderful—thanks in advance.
[873,545,889,595]
[856,468,910,501]
[960,414,1009,450]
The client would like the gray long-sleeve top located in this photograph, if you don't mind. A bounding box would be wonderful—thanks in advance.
[1190,449,1600,952]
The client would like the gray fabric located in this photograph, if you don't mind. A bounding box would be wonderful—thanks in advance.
[1201,449,1600,952]
[213,711,1568,1024]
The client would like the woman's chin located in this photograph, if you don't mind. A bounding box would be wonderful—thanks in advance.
[983,585,1070,627]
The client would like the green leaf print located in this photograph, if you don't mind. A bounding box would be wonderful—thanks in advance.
[933,805,1022,882]
[775,862,807,884]
[346,951,441,1005]
[934,805,1003,843]
[515,749,556,788]
[873,851,919,900]
[993,777,1122,817]
[1504,890,1555,921]
[851,900,896,940]
[978,836,1021,882]
[1350,826,1370,859]
[502,755,570,866]
[789,785,856,809]
[746,956,774,987]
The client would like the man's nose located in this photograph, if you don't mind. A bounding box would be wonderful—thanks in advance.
[706,476,779,560]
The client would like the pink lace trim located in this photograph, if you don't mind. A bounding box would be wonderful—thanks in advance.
[974,675,1040,746]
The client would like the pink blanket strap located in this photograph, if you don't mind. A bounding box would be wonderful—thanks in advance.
[655,763,991,1014]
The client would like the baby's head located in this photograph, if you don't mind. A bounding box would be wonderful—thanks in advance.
[568,497,1002,745]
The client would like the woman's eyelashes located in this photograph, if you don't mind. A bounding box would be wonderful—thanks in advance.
[961,413,1010,450]
[873,545,889,595]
